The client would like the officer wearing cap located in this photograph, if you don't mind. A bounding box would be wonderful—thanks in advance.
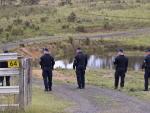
[142,49,150,91]
[73,48,88,89]
[114,49,128,89]
[40,48,55,91]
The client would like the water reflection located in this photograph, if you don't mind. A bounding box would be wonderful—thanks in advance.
[54,60,73,69]
[54,55,144,71]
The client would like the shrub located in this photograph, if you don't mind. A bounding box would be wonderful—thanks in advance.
[35,26,40,31]
[21,0,40,5]
[5,25,13,32]
[30,24,35,29]
[40,17,48,23]
[85,37,90,45]
[75,26,85,32]
[0,27,4,34]
[58,0,72,6]
[56,19,61,23]
[11,28,24,36]
[67,12,77,22]
[103,18,112,30]
[6,33,9,38]
[62,24,69,29]
[68,36,74,45]
[24,21,31,27]
[13,18,23,25]
[136,0,141,3]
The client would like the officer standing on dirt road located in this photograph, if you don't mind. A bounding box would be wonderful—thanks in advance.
[142,49,150,91]
[73,48,88,89]
[40,48,55,91]
[114,49,128,89]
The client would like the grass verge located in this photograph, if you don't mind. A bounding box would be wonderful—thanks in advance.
[1,86,71,113]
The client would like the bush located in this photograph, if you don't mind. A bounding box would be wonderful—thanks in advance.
[21,0,40,5]
[11,28,24,36]
[68,36,74,45]
[75,26,85,32]
[136,0,141,3]
[6,33,9,38]
[40,17,48,23]
[56,19,61,23]
[5,25,13,32]
[85,37,90,45]
[103,18,112,30]
[13,18,23,25]
[0,27,4,34]
[58,0,72,6]
[30,24,35,29]
[62,24,69,29]
[35,26,40,31]
[67,12,77,22]
[24,21,31,27]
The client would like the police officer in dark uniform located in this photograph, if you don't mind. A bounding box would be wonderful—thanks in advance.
[73,48,88,89]
[40,48,55,91]
[114,49,128,89]
[142,49,150,91]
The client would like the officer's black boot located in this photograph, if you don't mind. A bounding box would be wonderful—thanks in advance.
[144,84,148,91]
[1,81,4,86]
[49,87,52,91]
[6,76,10,86]
[114,86,118,89]
[144,75,149,91]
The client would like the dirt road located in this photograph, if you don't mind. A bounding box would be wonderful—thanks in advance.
[34,78,150,113]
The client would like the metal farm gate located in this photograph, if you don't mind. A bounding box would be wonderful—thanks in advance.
[0,53,32,110]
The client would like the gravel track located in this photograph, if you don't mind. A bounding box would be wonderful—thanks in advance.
[33,78,150,113]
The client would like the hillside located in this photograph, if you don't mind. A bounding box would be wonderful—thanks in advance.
[0,0,150,44]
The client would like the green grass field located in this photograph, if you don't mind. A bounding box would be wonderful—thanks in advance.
[0,0,150,43]
[1,86,71,113]
[99,34,150,50]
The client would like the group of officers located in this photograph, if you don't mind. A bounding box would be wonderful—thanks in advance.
[114,48,150,91]
[39,48,150,91]
[1,47,149,91]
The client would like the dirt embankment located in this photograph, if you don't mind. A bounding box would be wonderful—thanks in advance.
[33,69,75,82]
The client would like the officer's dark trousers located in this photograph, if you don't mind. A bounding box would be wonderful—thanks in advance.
[115,70,126,88]
[42,68,52,90]
[76,69,85,88]
[0,77,4,86]
[6,76,10,86]
[144,70,150,90]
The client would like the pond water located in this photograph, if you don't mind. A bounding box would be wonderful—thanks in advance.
[54,55,144,71]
